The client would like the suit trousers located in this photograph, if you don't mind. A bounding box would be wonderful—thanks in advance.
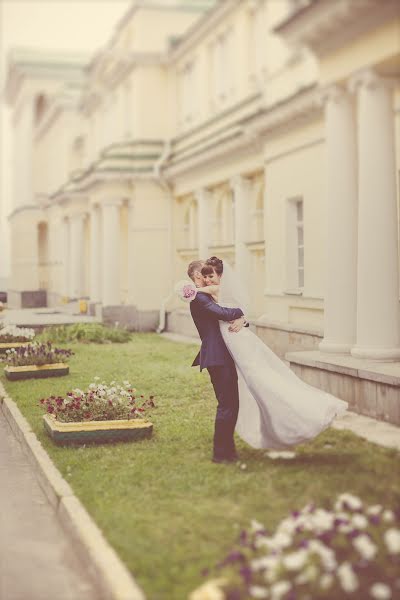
[207,360,239,459]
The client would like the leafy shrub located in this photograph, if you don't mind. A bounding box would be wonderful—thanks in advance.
[39,323,131,344]
[4,342,73,366]
[40,379,156,422]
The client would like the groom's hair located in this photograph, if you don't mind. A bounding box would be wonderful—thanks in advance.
[187,260,204,281]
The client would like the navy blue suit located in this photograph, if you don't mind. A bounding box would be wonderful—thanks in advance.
[190,292,244,460]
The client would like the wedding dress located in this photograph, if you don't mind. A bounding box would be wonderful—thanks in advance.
[218,263,348,450]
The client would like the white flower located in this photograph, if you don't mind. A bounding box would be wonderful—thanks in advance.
[370,583,392,599]
[270,580,291,600]
[294,565,318,585]
[250,519,265,533]
[335,493,363,512]
[320,574,334,590]
[189,579,226,600]
[311,508,335,532]
[384,529,400,554]
[367,504,383,516]
[271,531,292,550]
[353,535,377,560]
[338,523,353,534]
[240,463,247,470]
[337,562,359,593]
[308,540,337,571]
[249,585,269,599]
[251,556,279,572]
[282,549,308,571]
[352,514,368,529]
[383,510,395,523]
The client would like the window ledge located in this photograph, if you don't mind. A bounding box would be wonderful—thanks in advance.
[283,288,303,296]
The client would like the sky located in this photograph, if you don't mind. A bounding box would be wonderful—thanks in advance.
[0,0,132,284]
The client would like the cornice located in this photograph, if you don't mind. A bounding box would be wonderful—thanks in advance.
[164,84,319,179]
[274,0,400,57]
[167,0,241,63]
[5,48,88,105]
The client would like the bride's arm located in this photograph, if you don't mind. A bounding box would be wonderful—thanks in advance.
[196,285,219,301]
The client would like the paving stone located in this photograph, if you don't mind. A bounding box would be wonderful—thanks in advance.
[0,411,100,600]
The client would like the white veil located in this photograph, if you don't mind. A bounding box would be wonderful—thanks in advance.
[219,261,250,315]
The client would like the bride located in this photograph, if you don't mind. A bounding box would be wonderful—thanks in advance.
[195,256,348,450]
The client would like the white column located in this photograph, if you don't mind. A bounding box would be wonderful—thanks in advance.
[62,218,70,298]
[231,175,251,283]
[101,199,121,306]
[69,213,85,299]
[127,198,135,303]
[15,96,34,210]
[350,69,400,361]
[89,204,102,303]
[195,188,210,260]
[319,86,358,354]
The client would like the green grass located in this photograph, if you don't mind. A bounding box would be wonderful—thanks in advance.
[1,334,399,599]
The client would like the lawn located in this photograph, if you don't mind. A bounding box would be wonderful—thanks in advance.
[1,333,399,599]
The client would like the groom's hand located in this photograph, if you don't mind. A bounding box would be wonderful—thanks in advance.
[228,316,245,333]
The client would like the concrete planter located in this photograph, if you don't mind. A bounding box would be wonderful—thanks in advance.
[43,414,153,445]
[4,362,69,381]
[0,342,31,355]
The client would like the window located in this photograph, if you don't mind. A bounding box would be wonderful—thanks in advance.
[212,28,233,108]
[181,59,198,126]
[35,94,47,126]
[286,197,304,291]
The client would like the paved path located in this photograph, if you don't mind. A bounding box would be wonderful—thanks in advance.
[0,412,100,600]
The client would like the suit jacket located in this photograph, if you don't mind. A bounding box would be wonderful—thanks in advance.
[190,292,244,371]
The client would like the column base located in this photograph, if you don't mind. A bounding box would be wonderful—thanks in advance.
[319,340,353,354]
[7,289,47,309]
[351,345,400,362]
[100,304,159,332]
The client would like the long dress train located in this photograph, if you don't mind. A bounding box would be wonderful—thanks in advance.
[219,321,348,450]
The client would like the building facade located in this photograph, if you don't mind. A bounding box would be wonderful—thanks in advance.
[4,0,400,421]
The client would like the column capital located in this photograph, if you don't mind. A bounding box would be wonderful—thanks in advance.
[318,84,348,107]
[195,188,211,203]
[69,211,87,222]
[230,174,251,193]
[101,198,123,208]
[348,68,397,94]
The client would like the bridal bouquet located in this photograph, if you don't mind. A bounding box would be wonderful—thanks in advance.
[191,493,400,600]
[40,379,156,423]
[175,280,197,303]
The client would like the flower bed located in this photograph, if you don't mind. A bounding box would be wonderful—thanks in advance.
[191,494,400,600]
[41,380,155,445]
[0,324,35,354]
[3,342,73,380]
[0,323,35,344]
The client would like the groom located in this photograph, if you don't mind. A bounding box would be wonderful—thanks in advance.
[187,260,246,464]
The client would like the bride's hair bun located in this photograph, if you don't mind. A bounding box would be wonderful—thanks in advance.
[205,256,223,275]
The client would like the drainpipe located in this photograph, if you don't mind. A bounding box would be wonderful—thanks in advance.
[152,139,174,334]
